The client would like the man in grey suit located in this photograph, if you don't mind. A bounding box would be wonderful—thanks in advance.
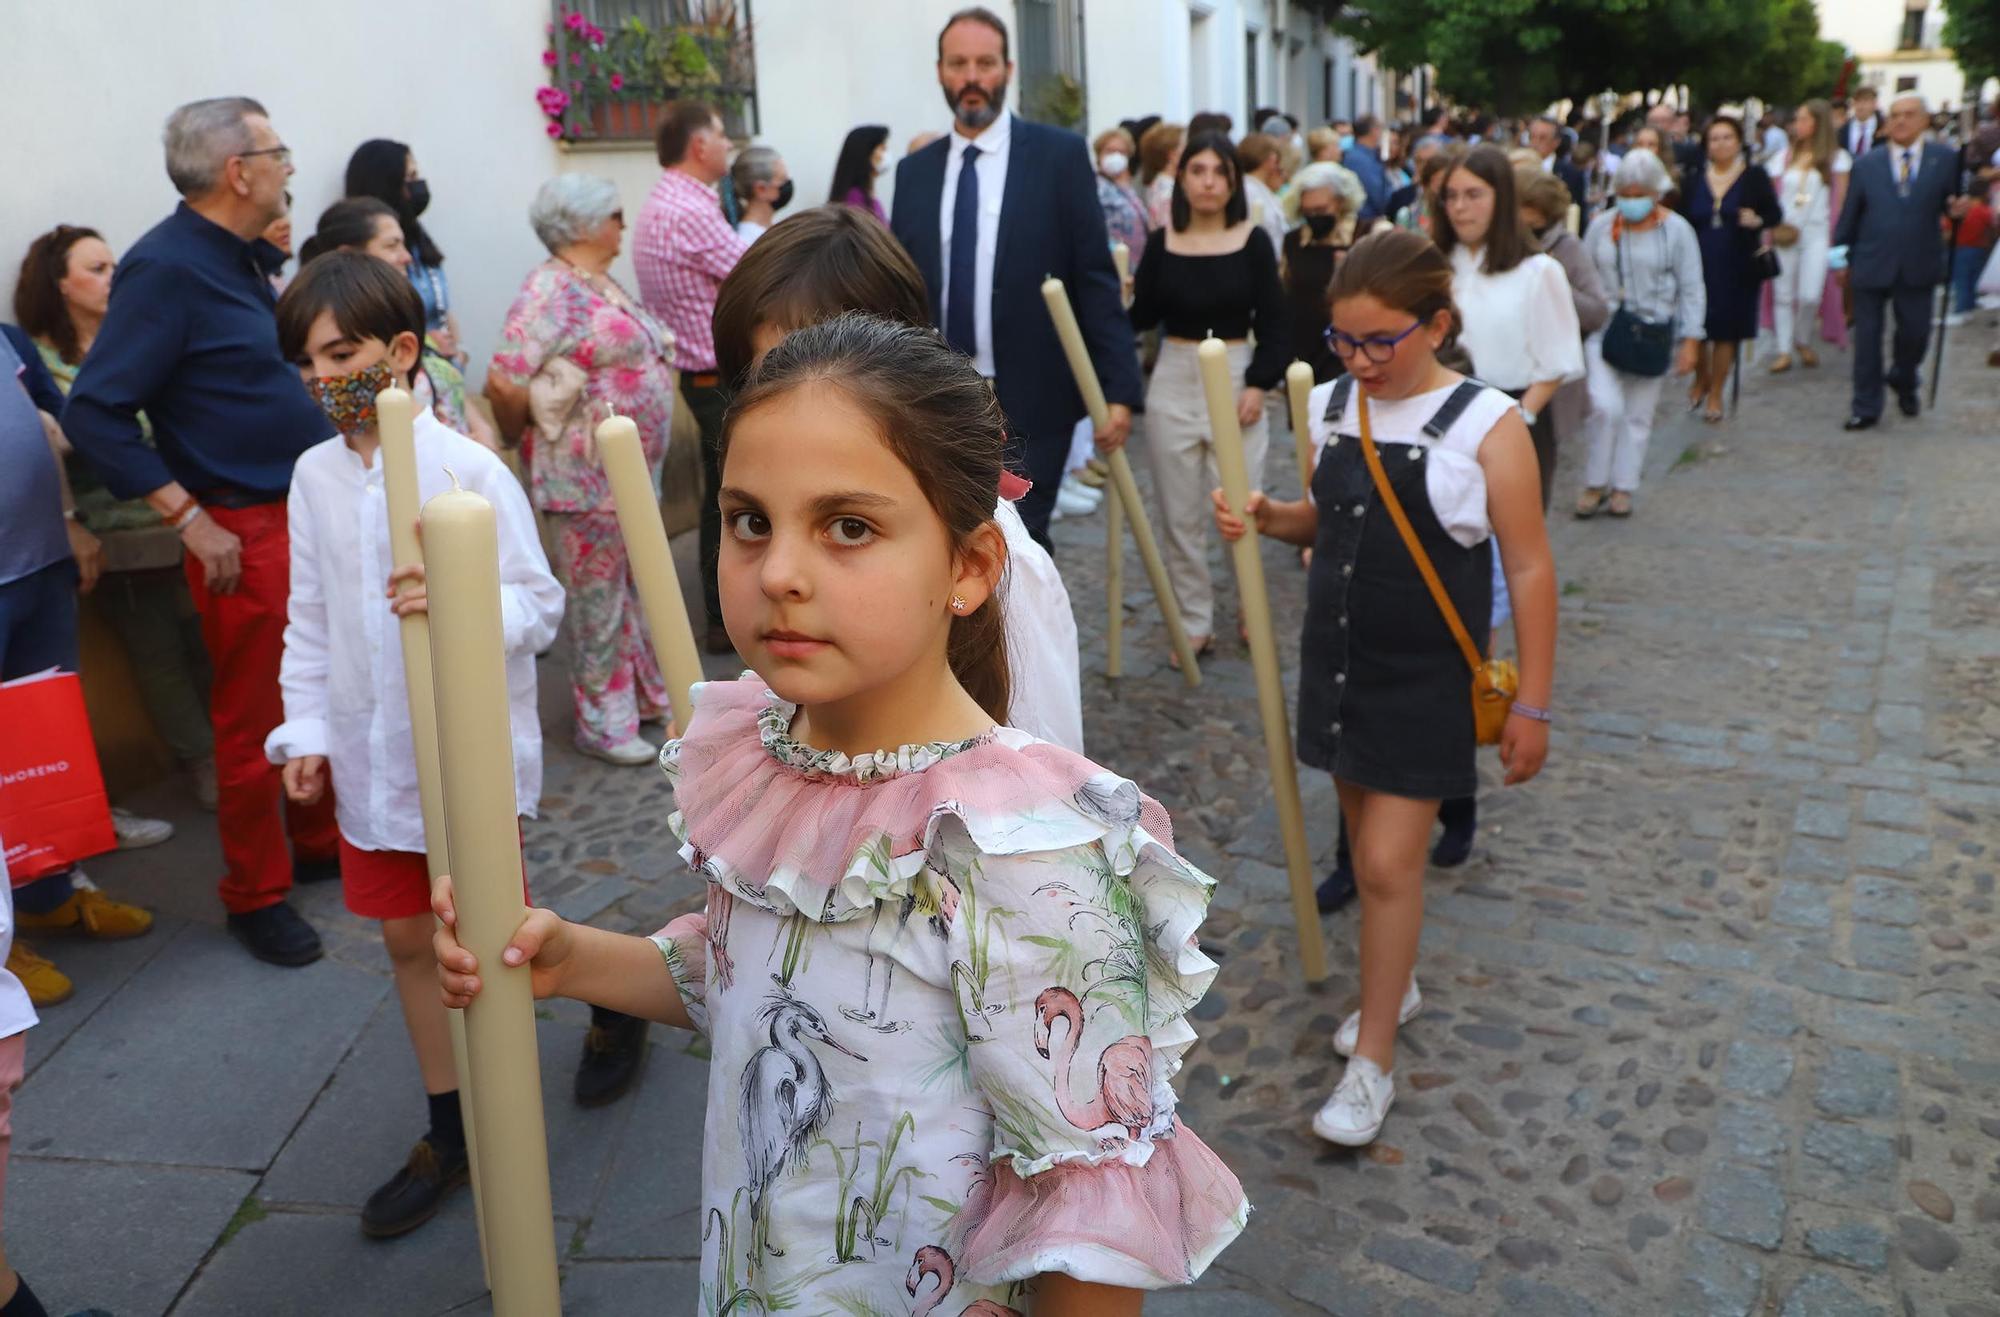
[1834,95,1969,429]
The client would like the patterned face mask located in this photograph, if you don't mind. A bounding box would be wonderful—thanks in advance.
[307,360,398,435]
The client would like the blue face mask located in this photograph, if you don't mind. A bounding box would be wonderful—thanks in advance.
[1616,196,1656,223]
[1339,134,1355,152]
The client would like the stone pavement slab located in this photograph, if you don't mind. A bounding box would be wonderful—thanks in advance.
[17,922,384,1168]
[4,1158,252,1316]
[571,1035,707,1261]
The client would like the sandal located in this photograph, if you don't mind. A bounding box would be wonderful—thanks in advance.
[1167,635,1214,671]
[1573,487,1606,519]
[1798,346,1819,369]
[1605,491,1633,518]
[1702,407,1725,425]
[1767,354,1792,374]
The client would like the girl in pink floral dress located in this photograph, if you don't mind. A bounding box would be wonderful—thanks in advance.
[489,175,678,765]
[438,314,1247,1314]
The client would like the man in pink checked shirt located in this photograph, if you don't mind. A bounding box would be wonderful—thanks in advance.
[634,99,749,655]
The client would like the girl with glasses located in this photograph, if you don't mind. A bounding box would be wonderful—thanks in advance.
[1213,230,1557,1146]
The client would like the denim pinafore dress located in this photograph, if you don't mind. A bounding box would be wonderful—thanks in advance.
[1296,376,1494,800]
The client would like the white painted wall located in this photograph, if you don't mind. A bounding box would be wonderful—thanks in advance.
[1,0,1001,385]
[1819,0,1969,111]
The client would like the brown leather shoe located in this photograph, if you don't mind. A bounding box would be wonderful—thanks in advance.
[360,1138,469,1238]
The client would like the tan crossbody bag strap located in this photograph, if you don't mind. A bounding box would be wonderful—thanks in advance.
[1355,393,1485,675]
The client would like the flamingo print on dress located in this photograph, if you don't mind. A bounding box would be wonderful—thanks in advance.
[740,985,866,1264]
[905,1244,1023,1316]
[1033,986,1157,1142]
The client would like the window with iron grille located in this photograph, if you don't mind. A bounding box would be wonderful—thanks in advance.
[541,0,759,145]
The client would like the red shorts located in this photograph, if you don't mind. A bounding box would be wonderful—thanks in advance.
[337,834,534,922]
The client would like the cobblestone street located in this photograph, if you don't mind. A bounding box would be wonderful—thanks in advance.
[13,326,2000,1316]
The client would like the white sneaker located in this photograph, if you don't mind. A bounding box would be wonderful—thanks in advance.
[1055,486,1100,519]
[1332,977,1423,1058]
[111,808,174,850]
[1313,1055,1396,1146]
[1059,473,1103,509]
[1944,311,1970,328]
[577,737,658,766]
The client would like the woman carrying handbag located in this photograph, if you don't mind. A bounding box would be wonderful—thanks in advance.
[1575,148,1708,518]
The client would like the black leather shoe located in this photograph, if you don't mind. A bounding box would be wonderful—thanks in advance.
[1897,391,1920,418]
[293,853,340,884]
[574,1010,648,1107]
[1432,798,1477,868]
[226,902,324,966]
[1842,415,1878,431]
[361,1138,469,1238]
[1316,860,1357,914]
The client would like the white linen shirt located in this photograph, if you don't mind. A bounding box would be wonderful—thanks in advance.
[993,497,1084,753]
[938,112,1012,377]
[265,410,564,854]
[1448,247,1586,393]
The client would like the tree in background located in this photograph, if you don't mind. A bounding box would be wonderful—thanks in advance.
[1944,2,2000,92]
[1335,0,1848,116]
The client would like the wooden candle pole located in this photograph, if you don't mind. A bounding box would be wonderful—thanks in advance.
[1285,360,1317,498]
[376,389,490,1283]
[422,482,562,1316]
[1105,477,1124,678]
[1111,241,1131,293]
[1039,276,1201,686]
[1196,339,1329,984]
[597,416,704,732]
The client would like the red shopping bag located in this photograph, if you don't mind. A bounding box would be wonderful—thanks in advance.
[0,670,115,882]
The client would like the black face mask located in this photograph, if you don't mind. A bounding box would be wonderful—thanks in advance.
[404,178,431,217]
[773,179,795,211]
[1305,213,1338,239]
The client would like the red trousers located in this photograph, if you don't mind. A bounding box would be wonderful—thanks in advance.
[183,501,337,914]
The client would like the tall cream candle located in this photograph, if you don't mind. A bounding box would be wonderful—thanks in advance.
[1285,360,1317,498]
[1039,276,1201,685]
[376,387,490,1282]
[596,416,703,732]
[421,482,562,1315]
[1197,339,1329,984]
[1111,241,1131,304]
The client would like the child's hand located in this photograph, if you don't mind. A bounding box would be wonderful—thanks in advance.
[432,873,575,1006]
[387,563,427,617]
[1499,714,1549,786]
[1211,487,1267,542]
[282,755,328,804]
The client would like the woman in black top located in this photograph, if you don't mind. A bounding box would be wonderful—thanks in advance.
[1129,131,1287,661]
[1679,115,1782,423]
[1282,161,1363,382]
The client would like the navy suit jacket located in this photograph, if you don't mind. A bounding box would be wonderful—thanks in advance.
[1834,142,1959,291]
[890,117,1141,503]
[1553,158,1588,211]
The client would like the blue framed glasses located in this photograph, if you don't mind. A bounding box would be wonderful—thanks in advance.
[1324,319,1423,363]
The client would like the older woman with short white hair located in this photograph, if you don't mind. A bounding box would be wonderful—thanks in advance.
[1282,161,1365,381]
[486,174,678,764]
[1574,148,1706,518]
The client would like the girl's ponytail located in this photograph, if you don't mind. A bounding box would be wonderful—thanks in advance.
[722,312,1014,723]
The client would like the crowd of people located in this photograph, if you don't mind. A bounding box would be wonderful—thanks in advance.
[4,3,1998,1312]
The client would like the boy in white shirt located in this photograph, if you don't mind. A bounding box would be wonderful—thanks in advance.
[264,253,564,1237]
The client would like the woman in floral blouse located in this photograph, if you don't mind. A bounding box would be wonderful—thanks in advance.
[487,174,678,765]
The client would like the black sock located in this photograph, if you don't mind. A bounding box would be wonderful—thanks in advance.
[590,1004,635,1030]
[1,1275,51,1317]
[426,1090,466,1153]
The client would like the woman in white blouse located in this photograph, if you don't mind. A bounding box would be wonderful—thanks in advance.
[1768,99,1850,373]
[1434,146,1584,508]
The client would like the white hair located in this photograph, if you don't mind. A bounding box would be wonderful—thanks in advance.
[1286,160,1367,221]
[730,145,782,201]
[529,174,622,252]
[1614,146,1673,199]
[163,97,267,197]
[1891,93,1929,116]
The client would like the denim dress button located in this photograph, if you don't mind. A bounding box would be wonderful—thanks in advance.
[1409,446,1423,461]
[1351,504,1365,518]
[1335,672,1346,684]
[1339,615,1348,627]
[1342,564,1353,576]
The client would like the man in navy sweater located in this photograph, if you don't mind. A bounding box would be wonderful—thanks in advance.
[63,97,337,968]
[890,6,1140,544]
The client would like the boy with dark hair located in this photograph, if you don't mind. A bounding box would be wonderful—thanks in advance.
[268,253,563,1236]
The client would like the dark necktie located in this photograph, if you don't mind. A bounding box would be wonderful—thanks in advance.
[945,143,982,358]
[1897,148,1912,198]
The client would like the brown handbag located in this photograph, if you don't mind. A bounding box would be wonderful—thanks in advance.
[1356,393,1519,746]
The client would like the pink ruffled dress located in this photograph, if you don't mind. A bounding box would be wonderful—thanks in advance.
[651,677,1248,1313]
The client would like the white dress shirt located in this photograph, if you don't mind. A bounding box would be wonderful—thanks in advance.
[1846,115,1880,159]
[266,410,565,853]
[993,497,1083,753]
[938,111,1012,377]
[1448,247,1586,393]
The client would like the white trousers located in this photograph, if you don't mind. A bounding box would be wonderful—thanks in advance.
[1142,339,1268,638]
[1772,225,1830,350]
[1581,333,1668,493]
